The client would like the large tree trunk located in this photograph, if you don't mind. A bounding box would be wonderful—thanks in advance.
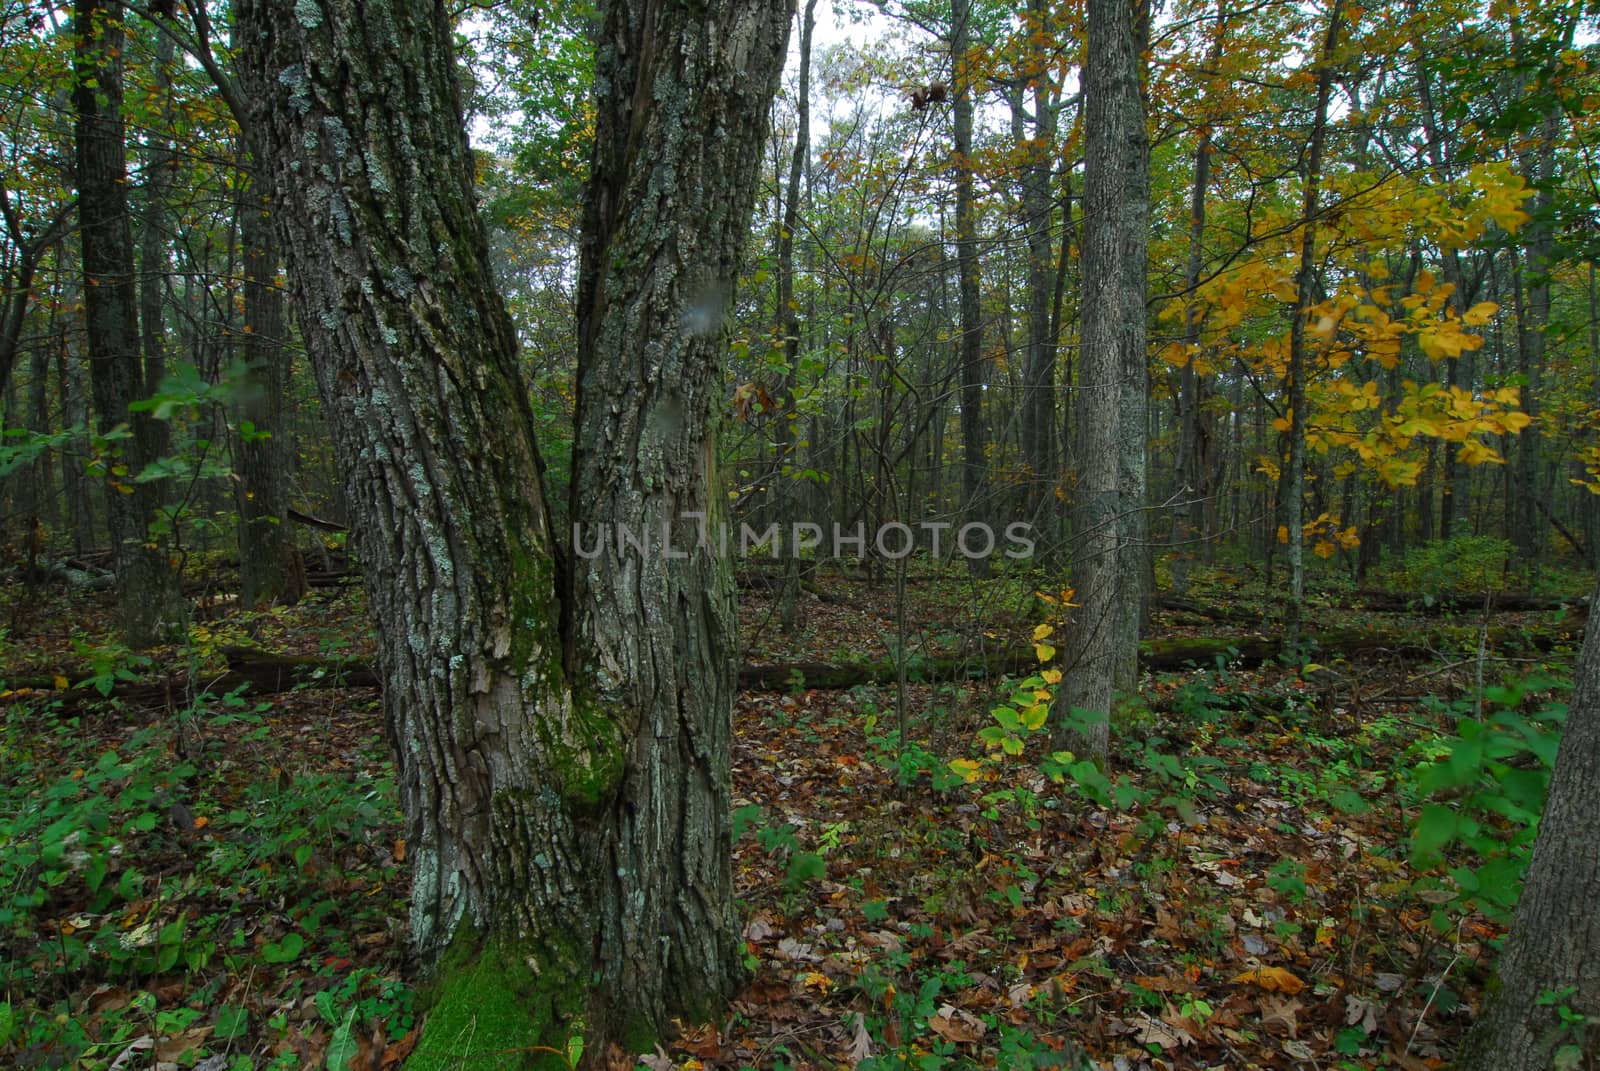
[237,0,786,1062]
[1060,0,1149,760]
[1455,577,1600,1071]
[569,0,788,1031]
[73,0,186,647]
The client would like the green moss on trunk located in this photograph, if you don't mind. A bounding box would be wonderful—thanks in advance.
[408,926,587,1071]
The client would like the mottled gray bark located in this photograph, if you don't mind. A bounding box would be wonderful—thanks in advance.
[571,0,788,1026]
[1059,0,1148,760]
[237,0,786,1060]
[1455,577,1600,1071]
[73,0,186,647]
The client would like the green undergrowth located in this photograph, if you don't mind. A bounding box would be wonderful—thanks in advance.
[0,684,409,1070]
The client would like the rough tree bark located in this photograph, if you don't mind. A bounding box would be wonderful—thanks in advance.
[73,0,186,647]
[1454,577,1600,1071]
[1059,0,1149,760]
[236,0,787,1063]
[568,0,789,1036]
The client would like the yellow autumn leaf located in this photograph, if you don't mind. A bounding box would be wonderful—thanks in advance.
[1458,439,1504,466]
[53,674,69,690]
[1041,668,1063,685]
[1232,966,1306,994]
[1463,301,1499,326]
[1034,643,1056,663]
[1033,623,1054,642]
[949,758,984,783]
[1276,525,1289,544]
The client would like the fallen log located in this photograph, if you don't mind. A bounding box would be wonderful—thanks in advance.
[7,620,1579,712]
[1346,590,1589,614]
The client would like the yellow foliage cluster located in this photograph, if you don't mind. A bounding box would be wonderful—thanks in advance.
[1276,513,1361,558]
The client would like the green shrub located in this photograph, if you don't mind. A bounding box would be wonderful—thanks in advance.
[1384,535,1514,594]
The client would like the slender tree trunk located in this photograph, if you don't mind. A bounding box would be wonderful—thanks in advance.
[1018,0,1059,562]
[1455,576,1600,1071]
[235,175,306,608]
[953,0,989,577]
[1060,0,1149,760]
[1172,4,1222,597]
[56,299,96,555]
[239,0,786,1061]
[0,186,72,400]
[1280,0,1342,638]
[1512,120,1557,565]
[777,0,817,634]
[73,0,185,647]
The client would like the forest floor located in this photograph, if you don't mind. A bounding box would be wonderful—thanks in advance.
[0,559,1587,1070]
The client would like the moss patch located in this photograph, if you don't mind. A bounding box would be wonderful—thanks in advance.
[407,928,585,1071]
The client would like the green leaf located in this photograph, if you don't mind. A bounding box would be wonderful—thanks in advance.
[784,851,825,888]
[1411,803,1459,865]
[215,1003,250,1040]
[326,1008,359,1071]
[262,931,305,964]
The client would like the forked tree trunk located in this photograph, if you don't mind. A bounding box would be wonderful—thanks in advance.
[1455,578,1600,1071]
[237,0,786,1062]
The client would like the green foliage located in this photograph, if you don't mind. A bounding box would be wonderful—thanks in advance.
[1404,673,1568,924]
[0,687,407,1069]
[1382,535,1515,595]
[733,804,827,892]
[1536,986,1600,1071]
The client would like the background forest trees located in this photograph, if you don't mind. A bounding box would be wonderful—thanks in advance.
[1,0,1600,1062]
[9,0,1594,630]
